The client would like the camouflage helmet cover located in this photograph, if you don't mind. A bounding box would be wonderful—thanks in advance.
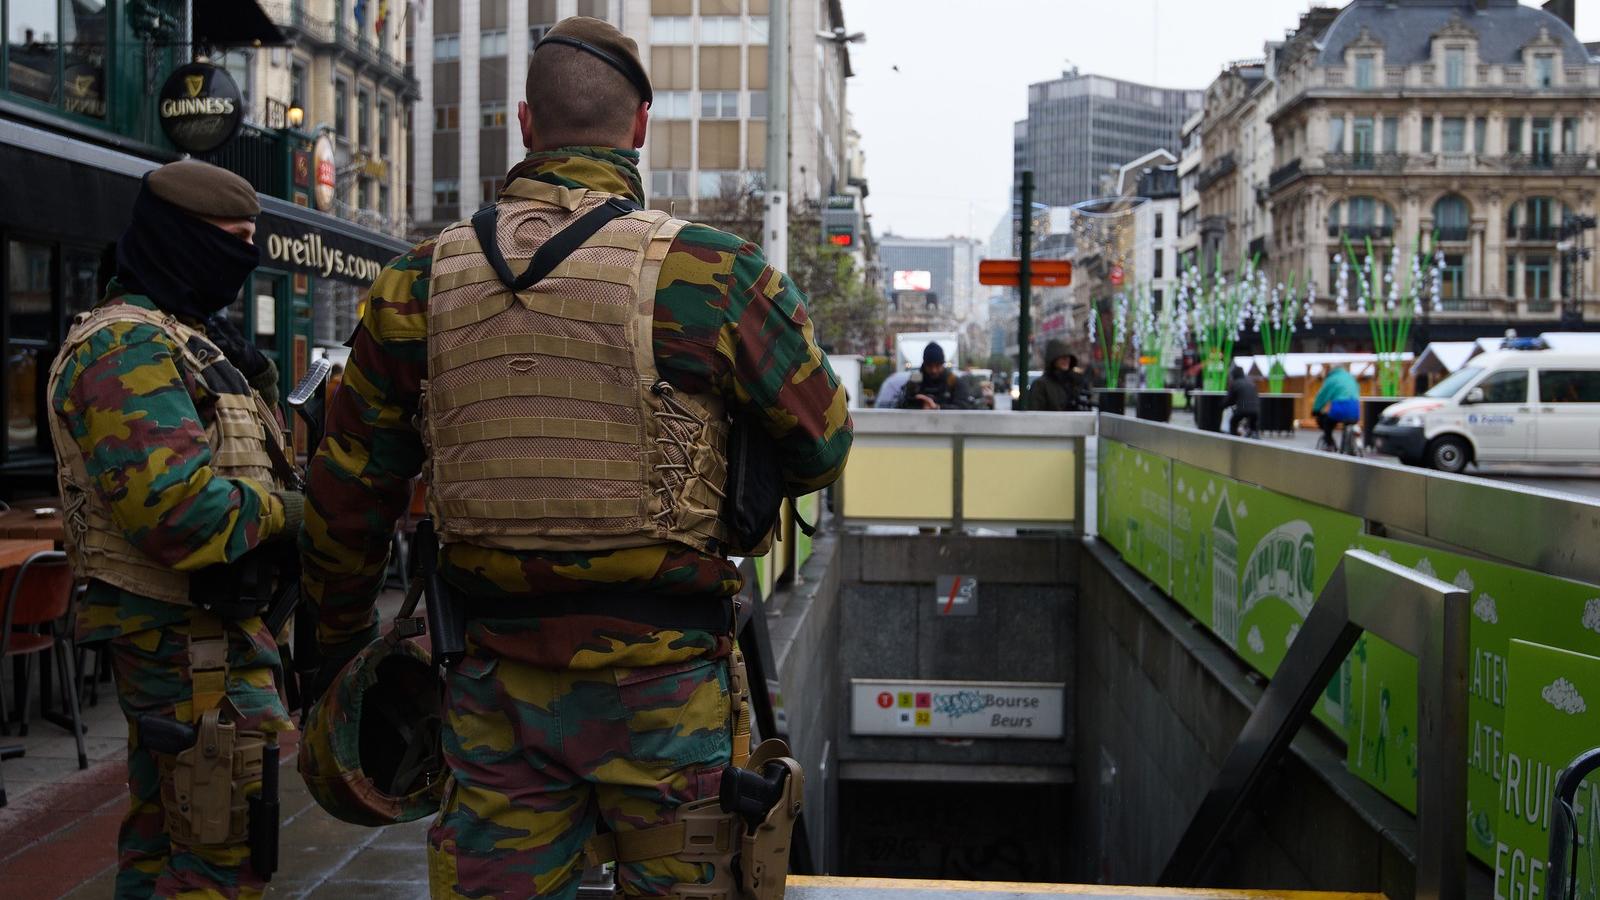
[297,632,445,826]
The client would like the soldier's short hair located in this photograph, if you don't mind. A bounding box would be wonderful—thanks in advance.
[525,43,642,147]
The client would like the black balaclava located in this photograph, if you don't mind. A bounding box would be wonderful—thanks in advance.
[115,175,260,321]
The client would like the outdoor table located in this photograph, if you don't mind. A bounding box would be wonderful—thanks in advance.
[0,502,65,544]
[0,538,54,808]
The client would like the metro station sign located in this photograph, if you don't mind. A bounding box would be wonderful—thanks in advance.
[978,259,1072,287]
[850,679,1064,739]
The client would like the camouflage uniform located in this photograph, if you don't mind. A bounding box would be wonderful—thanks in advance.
[301,146,852,898]
[52,289,295,899]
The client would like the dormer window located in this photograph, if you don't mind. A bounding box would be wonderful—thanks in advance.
[1535,54,1555,87]
[1355,54,1376,89]
[1445,47,1466,87]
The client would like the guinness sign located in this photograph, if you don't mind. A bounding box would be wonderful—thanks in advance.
[158,62,243,154]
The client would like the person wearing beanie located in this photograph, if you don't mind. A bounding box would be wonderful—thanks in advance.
[899,340,971,409]
[1027,339,1088,411]
[300,14,850,897]
[1224,365,1261,437]
[46,159,300,897]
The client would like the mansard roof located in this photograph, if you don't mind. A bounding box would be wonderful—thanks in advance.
[1315,0,1591,67]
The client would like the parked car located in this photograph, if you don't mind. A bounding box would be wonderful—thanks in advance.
[1372,350,1600,473]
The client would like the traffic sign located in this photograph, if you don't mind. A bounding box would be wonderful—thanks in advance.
[978,259,1072,287]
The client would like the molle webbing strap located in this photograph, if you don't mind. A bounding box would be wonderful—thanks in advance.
[471,196,640,293]
[430,416,641,446]
[429,375,637,412]
[430,333,633,371]
[431,260,642,294]
[431,457,642,483]
[632,218,687,383]
[730,649,752,770]
[188,610,229,722]
[425,282,636,330]
[433,497,643,520]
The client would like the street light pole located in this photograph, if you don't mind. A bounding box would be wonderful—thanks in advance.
[1017,170,1035,408]
[763,0,789,270]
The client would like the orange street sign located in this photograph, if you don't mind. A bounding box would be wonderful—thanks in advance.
[979,259,1072,287]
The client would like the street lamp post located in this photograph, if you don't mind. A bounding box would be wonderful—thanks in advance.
[1559,214,1596,329]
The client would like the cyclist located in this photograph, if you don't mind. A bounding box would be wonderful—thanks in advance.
[1312,364,1361,453]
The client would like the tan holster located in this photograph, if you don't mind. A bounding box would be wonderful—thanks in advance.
[157,611,269,848]
[583,651,803,900]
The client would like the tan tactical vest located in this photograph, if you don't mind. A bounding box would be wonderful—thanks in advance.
[424,178,734,554]
[46,302,289,605]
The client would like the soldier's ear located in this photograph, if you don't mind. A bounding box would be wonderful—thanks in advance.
[631,102,648,150]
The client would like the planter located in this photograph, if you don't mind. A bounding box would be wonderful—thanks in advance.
[1259,393,1302,435]
[1190,391,1227,432]
[1134,389,1175,423]
[1360,396,1401,448]
[1095,389,1127,415]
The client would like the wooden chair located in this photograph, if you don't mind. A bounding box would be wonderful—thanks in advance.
[0,551,87,769]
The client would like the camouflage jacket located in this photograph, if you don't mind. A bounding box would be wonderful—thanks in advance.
[51,290,292,643]
[301,146,853,669]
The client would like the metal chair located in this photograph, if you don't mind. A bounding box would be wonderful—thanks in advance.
[0,551,88,769]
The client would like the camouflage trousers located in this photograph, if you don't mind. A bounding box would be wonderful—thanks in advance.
[428,643,732,899]
[109,617,291,899]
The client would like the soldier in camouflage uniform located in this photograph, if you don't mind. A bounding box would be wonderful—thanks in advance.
[300,16,851,899]
[48,161,303,899]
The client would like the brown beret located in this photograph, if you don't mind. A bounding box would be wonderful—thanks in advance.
[146,159,260,219]
[536,16,652,103]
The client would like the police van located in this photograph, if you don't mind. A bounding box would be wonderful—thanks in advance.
[1371,350,1600,473]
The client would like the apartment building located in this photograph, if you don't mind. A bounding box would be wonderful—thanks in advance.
[409,0,856,234]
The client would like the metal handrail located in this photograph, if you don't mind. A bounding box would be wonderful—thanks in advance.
[1098,414,1600,587]
[1161,550,1469,899]
[1547,747,1600,900]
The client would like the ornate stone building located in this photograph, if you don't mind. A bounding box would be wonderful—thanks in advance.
[1265,0,1600,335]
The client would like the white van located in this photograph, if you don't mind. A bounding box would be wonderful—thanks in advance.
[1372,350,1600,473]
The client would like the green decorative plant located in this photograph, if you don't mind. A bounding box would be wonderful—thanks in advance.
[1087,292,1131,390]
[1335,234,1441,397]
[1183,253,1256,392]
[1255,272,1315,394]
[1132,284,1182,390]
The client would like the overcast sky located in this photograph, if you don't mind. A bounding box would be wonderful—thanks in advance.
[841,0,1600,244]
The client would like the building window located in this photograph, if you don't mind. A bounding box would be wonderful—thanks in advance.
[5,0,110,119]
[653,91,691,119]
[291,60,308,109]
[1434,195,1470,241]
[1421,117,1434,154]
[1507,117,1524,153]
[701,90,739,119]
[433,178,460,207]
[1445,47,1465,88]
[358,177,371,211]
[481,178,504,203]
[1328,116,1345,153]
[700,16,741,44]
[379,182,390,218]
[1525,256,1552,299]
[220,50,255,122]
[1154,213,1163,239]
[481,100,507,128]
[1535,54,1556,88]
[434,33,461,60]
[1474,117,1487,154]
[650,169,689,197]
[1507,257,1518,298]
[529,24,553,49]
[1152,247,1163,279]
[335,77,349,137]
[750,17,769,44]
[1439,253,1465,301]
[434,105,459,130]
[481,30,507,57]
[749,90,768,118]
[698,170,745,198]
[1354,54,1375,89]
[1563,118,1579,154]
[1525,197,1557,239]
[1532,118,1553,163]
[1352,116,1375,163]
[1441,117,1465,154]
[1382,117,1399,153]
[649,16,692,44]
[358,87,371,148]
[378,99,391,155]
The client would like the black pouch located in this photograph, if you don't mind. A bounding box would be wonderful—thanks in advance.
[722,419,786,554]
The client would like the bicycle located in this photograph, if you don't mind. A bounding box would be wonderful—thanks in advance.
[1315,417,1363,457]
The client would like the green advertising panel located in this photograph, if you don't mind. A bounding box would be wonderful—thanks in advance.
[1099,439,1173,593]
[1347,537,1600,864]
[1497,640,1600,900]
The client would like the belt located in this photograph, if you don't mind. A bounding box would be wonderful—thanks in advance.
[458,591,735,634]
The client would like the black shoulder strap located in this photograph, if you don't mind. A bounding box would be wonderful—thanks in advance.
[471,196,640,292]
